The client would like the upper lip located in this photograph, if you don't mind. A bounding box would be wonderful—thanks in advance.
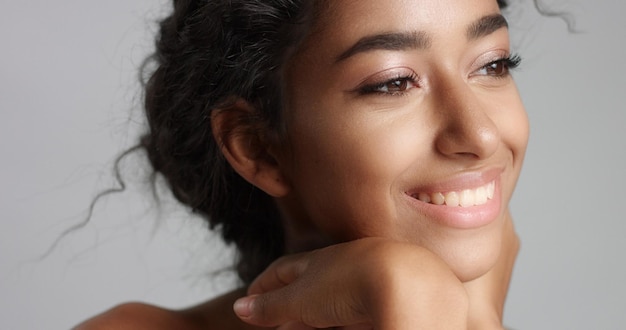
[405,167,503,195]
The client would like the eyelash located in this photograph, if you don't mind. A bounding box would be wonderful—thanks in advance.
[357,72,419,96]
[357,54,522,96]
[474,54,522,78]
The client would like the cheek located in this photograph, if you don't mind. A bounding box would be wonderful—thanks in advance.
[488,86,529,159]
[289,107,431,187]
[283,107,428,238]
[492,92,528,198]
[501,100,529,160]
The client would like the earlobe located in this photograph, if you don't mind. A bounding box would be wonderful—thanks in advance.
[211,100,290,198]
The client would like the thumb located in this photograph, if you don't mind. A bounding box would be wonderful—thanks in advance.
[234,281,366,328]
[248,252,309,295]
[234,253,312,327]
[233,290,301,327]
[276,321,316,330]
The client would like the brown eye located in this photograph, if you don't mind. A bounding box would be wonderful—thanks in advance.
[476,60,509,77]
[359,75,418,95]
[385,79,410,93]
[473,55,521,78]
[485,61,507,75]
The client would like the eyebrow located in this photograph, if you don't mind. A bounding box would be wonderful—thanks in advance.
[466,14,509,40]
[336,31,431,62]
[335,14,509,62]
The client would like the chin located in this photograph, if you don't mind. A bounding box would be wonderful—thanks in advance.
[431,231,503,283]
[380,222,505,282]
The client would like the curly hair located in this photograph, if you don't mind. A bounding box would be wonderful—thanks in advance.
[139,0,512,284]
[140,0,316,284]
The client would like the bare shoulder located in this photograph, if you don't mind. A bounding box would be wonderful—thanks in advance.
[73,289,266,330]
[73,302,193,330]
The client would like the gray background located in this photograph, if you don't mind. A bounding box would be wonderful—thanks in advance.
[1,1,624,329]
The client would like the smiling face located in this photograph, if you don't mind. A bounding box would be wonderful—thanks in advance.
[275,0,528,281]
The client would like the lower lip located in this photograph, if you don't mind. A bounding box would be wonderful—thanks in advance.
[405,178,502,229]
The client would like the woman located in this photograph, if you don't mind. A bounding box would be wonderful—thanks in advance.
[76,0,527,328]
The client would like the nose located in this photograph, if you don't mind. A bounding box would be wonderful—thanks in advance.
[433,82,500,160]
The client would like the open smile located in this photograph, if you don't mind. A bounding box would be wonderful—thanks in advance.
[411,180,496,207]
[404,170,503,229]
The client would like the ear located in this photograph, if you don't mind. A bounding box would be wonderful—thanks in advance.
[211,100,290,198]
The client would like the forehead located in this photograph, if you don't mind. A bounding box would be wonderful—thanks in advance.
[314,0,501,25]
[307,0,502,53]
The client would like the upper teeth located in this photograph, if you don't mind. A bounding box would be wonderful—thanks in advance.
[413,181,495,207]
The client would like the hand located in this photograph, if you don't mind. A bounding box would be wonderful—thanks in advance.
[233,237,469,329]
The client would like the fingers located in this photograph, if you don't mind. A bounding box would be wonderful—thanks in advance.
[233,287,301,327]
[235,253,312,327]
[248,252,310,295]
[276,321,316,330]
[343,323,374,330]
[234,248,355,328]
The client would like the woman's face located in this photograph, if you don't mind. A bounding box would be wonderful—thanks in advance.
[277,0,528,281]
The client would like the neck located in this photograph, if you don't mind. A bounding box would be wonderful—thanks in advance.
[275,196,335,254]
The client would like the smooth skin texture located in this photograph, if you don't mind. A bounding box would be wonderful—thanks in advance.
[75,0,527,328]
[272,0,527,281]
[233,0,528,327]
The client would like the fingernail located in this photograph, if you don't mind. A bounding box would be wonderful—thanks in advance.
[233,295,256,318]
